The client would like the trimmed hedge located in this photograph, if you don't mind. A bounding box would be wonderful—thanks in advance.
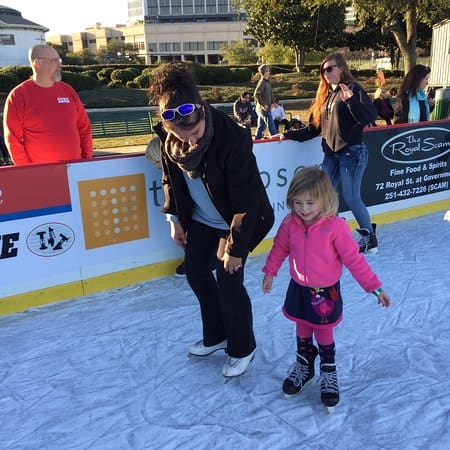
[0,71,20,93]
[61,71,98,91]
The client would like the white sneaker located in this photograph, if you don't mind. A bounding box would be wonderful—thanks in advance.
[189,339,227,356]
[222,348,256,378]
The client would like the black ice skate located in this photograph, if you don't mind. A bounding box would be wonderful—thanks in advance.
[282,346,318,397]
[320,363,340,413]
[357,223,378,254]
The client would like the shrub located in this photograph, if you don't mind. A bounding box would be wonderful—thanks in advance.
[4,65,32,82]
[126,80,139,88]
[110,68,140,85]
[97,67,115,84]
[230,67,252,82]
[0,71,20,93]
[106,81,123,89]
[61,71,98,91]
[133,73,150,89]
[81,70,98,78]
[141,67,153,77]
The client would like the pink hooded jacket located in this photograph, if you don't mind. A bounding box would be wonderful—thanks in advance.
[263,214,381,292]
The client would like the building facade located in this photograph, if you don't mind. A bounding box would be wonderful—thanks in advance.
[10,1,250,66]
[0,5,47,66]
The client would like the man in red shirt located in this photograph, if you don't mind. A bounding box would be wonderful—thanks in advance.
[3,45,92,165]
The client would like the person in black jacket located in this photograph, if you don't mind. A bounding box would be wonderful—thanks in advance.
[149,62,274,378]
[278,52,379,254]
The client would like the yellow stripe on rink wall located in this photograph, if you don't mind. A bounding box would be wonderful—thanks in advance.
[1,199,449,316]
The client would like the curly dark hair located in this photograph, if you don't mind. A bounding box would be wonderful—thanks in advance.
[149,62,204,129]
[149,62,201,107]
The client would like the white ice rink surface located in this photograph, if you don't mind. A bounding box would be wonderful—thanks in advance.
[1,211,449,449]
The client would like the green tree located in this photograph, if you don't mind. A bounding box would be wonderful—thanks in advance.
[97,40,137,64]
[351,0,450,72]
[238,0,346,72]
[258,43,295,65]
[220,40,258,64]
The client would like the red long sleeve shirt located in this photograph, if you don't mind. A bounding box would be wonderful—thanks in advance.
[3,79,93,165]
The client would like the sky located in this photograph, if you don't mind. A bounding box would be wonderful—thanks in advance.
[1,210,449,449]
[1,0,129,35]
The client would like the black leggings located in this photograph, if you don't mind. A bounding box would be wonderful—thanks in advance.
[184,220,256,358]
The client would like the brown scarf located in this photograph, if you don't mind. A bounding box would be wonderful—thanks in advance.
[164,104,214,179]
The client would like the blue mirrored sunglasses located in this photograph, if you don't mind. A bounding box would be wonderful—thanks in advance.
[161,103,201,121]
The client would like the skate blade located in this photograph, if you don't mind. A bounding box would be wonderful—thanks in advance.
[188,349,227,357]
[327,406,335,413]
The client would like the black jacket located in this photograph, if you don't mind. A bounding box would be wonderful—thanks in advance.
[154,108,274,257]
[284,82,376,153]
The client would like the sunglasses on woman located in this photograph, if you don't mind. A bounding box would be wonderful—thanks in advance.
[321,64,339,74]
[161,103,201,121]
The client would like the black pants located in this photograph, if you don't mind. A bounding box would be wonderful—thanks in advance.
[184,220,256,358]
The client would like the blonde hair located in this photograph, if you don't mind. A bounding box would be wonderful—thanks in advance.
[286,167,338,218]
[145,136,162,164]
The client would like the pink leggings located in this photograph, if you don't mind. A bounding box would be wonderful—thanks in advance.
[296,323,334,346]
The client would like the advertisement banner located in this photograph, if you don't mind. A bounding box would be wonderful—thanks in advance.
[363,120,450,206]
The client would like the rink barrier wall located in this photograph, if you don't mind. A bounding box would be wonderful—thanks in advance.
[1,119,449,315]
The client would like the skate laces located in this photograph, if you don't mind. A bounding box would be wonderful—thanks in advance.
[287,360,309,387]
[320,366,338,393]
[228,357,240,367]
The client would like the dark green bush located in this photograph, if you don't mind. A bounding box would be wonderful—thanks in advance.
[3,65,32,82]
[141,67,153,77]
[106,81,123,89]
[61,71,97,91]
[230,67,252,82]
[110,68,140,84]
[126,80,139,88]
[133,73,150,89]
[81,70,99,80]
[97,67,115,84]
[0,71,20,93]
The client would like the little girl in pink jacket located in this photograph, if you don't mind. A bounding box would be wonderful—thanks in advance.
[262,167,390,411]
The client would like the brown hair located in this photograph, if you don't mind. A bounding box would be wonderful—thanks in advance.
[149,62,204,130]
[310,53,355,128]
[286,167,338,218]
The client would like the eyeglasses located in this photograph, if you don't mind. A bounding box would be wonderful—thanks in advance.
[161,103,201,121]
[35,57,62,64]
[321,64,338,74]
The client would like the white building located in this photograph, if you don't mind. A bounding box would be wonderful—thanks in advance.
[0,5,48,66]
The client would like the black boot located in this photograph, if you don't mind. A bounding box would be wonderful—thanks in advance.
[282,337,318,396]
[319,342,339,410]
[356,223,378,254]
[320,363,339,409]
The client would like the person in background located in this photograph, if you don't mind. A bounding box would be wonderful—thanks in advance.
[233,91,256,129]
[278,52,379,254]
[0,127,12,166]
[253,64,277,139]
[394,64,433,124]
[3,44,92,166]
[146,136,186,277]
[271,98,291,132]
[372,87,394,125]
[262,167,390,411]
[289,115,306,130]
[149,62,274,378]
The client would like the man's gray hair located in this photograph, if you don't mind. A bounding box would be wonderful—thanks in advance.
[28,45,52,63]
